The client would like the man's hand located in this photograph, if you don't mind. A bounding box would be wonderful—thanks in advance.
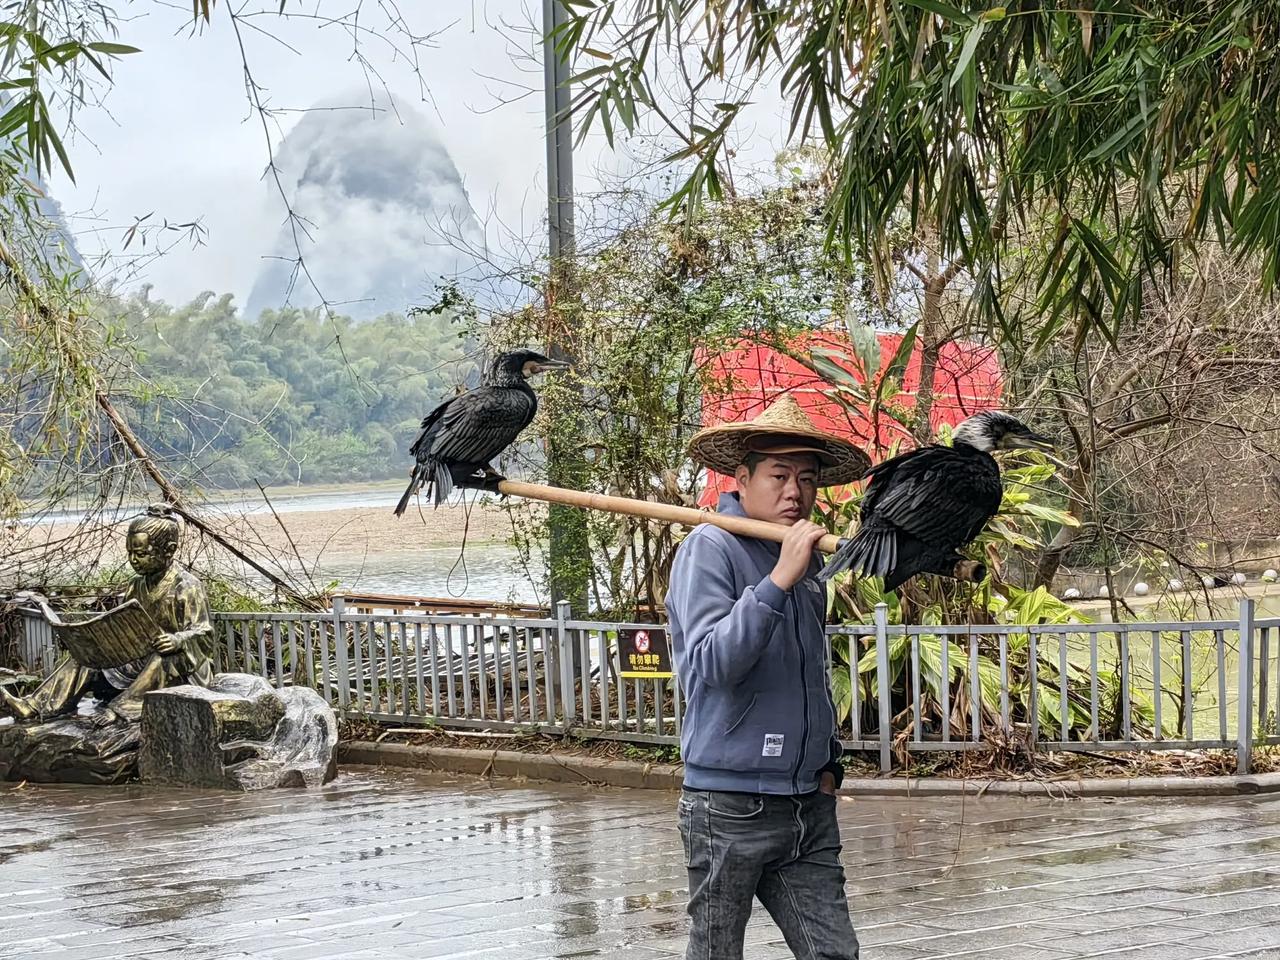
[153,633,180,655]
[770,520,828,592]
[819,771,837,796]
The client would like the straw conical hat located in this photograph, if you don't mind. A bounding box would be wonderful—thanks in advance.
[687,395,870,486]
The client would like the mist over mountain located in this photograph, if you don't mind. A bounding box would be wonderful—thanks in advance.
[245,95,483,322]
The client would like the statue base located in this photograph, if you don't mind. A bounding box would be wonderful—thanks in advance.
[0,673,338,790]
[0,714,141,785]
[139,674,338,790]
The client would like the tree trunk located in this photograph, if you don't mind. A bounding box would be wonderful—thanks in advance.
[912,240,946,446]
[1033,459,1090,589]
[544,263,591,617]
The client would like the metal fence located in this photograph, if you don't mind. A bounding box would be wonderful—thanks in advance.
[13,596,1280,773]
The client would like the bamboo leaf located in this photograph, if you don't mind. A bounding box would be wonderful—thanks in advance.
[949,19,986,89]
[900,0,967,21]
[85,42,142,56]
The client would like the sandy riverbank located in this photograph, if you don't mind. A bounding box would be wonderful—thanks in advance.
[232,499,529,556]
[6,493,539,581]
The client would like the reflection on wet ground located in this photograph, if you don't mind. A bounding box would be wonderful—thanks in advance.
[2,768,1279,959]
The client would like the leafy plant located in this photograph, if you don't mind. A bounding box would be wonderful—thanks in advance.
[560,2,1280,344]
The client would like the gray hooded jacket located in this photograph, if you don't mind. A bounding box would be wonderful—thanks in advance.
[666,493,842,794]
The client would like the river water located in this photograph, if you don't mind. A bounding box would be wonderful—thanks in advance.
[315,542,542,605]
[21,484,543,605]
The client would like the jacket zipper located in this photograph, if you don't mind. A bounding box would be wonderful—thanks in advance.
[792,595,809,793]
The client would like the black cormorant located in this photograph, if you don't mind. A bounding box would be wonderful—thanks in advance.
[393,349,569,515]
[818,411,1054,590]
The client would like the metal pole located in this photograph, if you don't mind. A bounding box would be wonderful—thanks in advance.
[331,595,349,714]
[1238,597,1255,775]
[543,0,574,263]
[542,0,589,619]
[875,603,892,773]
[556,599,576,726]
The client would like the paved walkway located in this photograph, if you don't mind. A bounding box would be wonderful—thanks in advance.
[2,767,1279,960]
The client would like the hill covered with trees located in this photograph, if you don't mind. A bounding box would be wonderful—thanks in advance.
[106,290,477,488]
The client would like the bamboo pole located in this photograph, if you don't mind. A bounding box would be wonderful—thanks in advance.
[485,480,985,584]
[492,479,845,554]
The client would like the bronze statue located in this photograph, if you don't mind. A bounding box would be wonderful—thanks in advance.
[1,507,215,725]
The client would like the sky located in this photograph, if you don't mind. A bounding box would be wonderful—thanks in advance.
[49,1,793,316]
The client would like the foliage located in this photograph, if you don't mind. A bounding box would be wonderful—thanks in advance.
[487,182,875,617]
[560,2,1280,343]
[0,3,136,183]
[85,291,475,490]
[1000,246,1280,589]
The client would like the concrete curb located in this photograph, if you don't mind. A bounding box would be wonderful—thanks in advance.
[339,741,1280,799]
[339,741,684,790]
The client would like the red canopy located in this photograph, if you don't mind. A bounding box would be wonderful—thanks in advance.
[695,331,1003,507]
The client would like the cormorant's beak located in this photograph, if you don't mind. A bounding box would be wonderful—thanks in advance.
[533,359,572,374]
[1004,431,1069,469]
[1013,431,1056,452]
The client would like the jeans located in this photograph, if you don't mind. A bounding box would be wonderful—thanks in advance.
[677,788,860,960]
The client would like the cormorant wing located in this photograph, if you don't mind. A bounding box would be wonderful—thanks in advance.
[408,395,457,459]
[863,446,1002,548]
[427,385,537,465]
[859,447,934,522]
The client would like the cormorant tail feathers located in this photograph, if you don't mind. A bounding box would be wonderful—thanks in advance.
[817,527,898,583]
[393,471,419,517]
[430,460,454,506]
[393,459,456,515]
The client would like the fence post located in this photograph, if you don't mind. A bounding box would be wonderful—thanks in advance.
[332,595,349,715]
[556,600,576,727]
[875,603,892,773]
[1238,598,1255,775]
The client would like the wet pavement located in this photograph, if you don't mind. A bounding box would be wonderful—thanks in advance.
[2,768,1279,960]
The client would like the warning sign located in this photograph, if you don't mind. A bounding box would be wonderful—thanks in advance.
[618,627,674,679]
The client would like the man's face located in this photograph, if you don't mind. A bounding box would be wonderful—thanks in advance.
[127,531,173,575]
[734,454,819,526]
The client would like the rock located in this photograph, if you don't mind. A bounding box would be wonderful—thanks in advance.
[139,673,337,791]
[0,714,141,785]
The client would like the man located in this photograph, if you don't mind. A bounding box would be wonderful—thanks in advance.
[1,508,215,725]
[666,395,869,960]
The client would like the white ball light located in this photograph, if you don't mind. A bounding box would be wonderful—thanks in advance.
[1098,585,1109,598]
[1063,587,1081,600]
[1202,575,1217,588]
[1264,569,1278,583]
[1134,582,1150,596]
[1168,579,1184,591]
[1232,572,1248,586]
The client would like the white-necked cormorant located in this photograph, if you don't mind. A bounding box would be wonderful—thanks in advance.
[819,411,1055,590]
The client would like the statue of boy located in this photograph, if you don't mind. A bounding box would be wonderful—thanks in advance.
[1,508,215,724]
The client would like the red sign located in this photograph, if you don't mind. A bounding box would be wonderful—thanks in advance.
[695,331,1002,506]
